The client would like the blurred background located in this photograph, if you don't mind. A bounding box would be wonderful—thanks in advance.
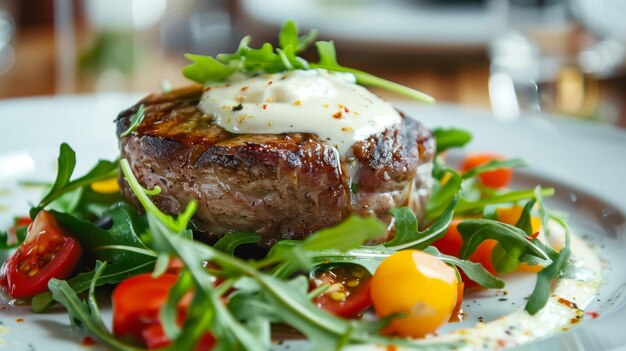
[0,0,625,126]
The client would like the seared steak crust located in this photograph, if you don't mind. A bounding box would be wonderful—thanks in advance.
[117,86,434,246]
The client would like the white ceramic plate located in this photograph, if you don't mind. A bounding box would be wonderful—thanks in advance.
[0,95,625,350]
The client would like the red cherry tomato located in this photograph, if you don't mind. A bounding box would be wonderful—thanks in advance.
[0,217,31,288]
[460,153,512,189]
[112,273,214,350]
[310,265,372,318]
[2,210,82,298]
[141,323,216,351]
[432,220,497,288]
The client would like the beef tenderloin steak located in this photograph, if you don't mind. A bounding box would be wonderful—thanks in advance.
[116,86,434,246]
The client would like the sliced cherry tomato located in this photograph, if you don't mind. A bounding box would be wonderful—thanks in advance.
[460,153,512,188]
[1,216,34,287]
[371,250,458,338]
[2,210,82,298]
[112,273,180,344]
[112,273,214,350]
[432,220,497,288]
[310,265,372,318]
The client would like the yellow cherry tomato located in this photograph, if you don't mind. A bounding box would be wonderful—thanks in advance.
[495,206,541,233]
[370,250,458,338]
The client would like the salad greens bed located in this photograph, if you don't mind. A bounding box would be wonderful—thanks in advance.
[0,20,573,351]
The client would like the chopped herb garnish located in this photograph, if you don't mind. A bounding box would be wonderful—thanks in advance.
[119,105,145,137]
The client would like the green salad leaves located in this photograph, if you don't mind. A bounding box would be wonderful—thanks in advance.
[0,127,572,350]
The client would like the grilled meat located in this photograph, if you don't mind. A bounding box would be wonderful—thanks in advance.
[116,86,434,246]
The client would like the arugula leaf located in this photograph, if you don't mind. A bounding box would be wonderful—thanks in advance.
[119,105,145,137]
[161,270,194,340]
[515,199,537,235]
[386,192,459,250]
[461,158,527,180]
[149,216,271,351]
[316,41,339,66]
[269,243,394,278]
[120,159,197,234]
[30,143,118,218]
[423,246,504,289]
[278,20,299,50]
[32,203,156,312]
[279,19,318,53]
[385,207,418,247]
[525,190,571,315]
[489,199,540,273]
[457,219,552,274]
[425,168,463,220]
[265,216,386,275]
[182,20,435,103]
[452,187,555,218]
[432,128,472,154]
[182,54,236,84]
[48,262,144,351]
[302,216,386,251]
[214,232,262,255]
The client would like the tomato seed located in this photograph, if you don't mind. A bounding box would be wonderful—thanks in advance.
[330,291,346,301]
[346,279,360,288]
[350,269,366,279]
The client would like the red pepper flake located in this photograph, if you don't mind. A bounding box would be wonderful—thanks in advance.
[240,86,248,92]
[557,297,579,309]
[586,311,600,319]
[385,345,398,351]
[332,111,343,119]
[16,318,24,323]
[570,317,582,324]
[262,104,267,110]
[267,81,273,85]
[82,336,97,346]
[525,231,540,241]
[497,340,507,348]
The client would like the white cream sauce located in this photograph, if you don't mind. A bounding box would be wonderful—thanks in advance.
[198,70,402,156]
